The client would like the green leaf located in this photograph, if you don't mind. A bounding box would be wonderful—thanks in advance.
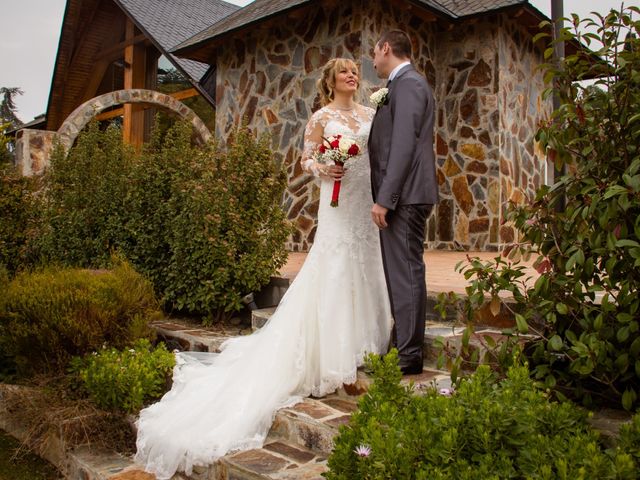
[556,303,569,315]
[622,388,636,411]
[616,239,640,248]
[617,326,630,343]
[549,335,564,351]
[515,314,529,334]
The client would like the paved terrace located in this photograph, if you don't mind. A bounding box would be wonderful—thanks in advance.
[279,251,540,296]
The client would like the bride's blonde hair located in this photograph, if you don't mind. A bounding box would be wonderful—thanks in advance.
[316,58,360,106]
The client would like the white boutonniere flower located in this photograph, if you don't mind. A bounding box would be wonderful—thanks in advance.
[370,88,389,108]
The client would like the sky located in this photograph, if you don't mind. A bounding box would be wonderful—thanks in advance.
[0,0,628,123]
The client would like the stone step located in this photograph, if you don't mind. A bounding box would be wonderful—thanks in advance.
[266,367,452,456]
[215,441,327,480]
[110,440,327,480]
[150,319,250,353]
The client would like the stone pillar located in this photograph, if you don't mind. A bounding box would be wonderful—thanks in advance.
[14,129,59,176]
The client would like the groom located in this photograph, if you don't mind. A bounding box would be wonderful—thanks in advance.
[368,30,438,375]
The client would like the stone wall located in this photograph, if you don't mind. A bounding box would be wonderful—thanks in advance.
[214,1,550,252]
[497,16,552,245]
[432,18,501,251]
[14,129,58,176]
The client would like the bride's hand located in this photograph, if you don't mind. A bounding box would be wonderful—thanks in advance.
[324,165,345,180]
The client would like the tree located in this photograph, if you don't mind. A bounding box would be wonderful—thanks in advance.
[438,6,640,411]
[0,87,23,129]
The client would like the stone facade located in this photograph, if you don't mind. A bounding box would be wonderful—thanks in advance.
[432,16,551,250]
[497,17,552,246]
[14,129,58,176]
[212,1,551,251]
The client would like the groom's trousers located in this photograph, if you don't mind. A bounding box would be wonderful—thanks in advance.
[379,204,432,369]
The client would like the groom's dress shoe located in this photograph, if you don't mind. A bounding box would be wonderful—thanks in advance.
[399,364,423,375]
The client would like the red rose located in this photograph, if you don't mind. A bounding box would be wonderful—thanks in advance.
[347,144,359,156]
[318,145,327,153]
[330,138,340,149]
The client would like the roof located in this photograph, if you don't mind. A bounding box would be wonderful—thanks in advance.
[173,0,538,58]
[174,0,456,55]
[43,0,239,130]
[115,0,240,80]
[437,0,526,17]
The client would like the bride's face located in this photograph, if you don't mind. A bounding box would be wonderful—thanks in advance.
[333,64,359,95]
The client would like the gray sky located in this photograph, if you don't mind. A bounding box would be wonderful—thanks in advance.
[0,0,627,123]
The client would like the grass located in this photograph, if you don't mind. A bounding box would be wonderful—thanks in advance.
[0,430,62,480]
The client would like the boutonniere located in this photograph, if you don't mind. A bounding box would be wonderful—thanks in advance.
[370,88,389,108]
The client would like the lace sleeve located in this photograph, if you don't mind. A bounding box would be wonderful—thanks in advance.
[301,109,328,178]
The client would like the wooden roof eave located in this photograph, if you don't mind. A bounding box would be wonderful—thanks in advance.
[44,0,79,131]
[111,0,215,106]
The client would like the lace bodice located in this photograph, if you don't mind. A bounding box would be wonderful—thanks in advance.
[301,105,375,177]
[299,105,379,251]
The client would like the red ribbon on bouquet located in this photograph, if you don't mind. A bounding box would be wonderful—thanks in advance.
[330,161,345,207]
[321,136,359,207]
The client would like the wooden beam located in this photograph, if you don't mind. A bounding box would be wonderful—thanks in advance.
[171,88,198,101]
[95,33,147,62]
[80,59,110,102]
[123,19,146,148]
[95,108,124,121]
[69,0,104,71]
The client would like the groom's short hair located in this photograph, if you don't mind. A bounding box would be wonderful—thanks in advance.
[377,30,412,60]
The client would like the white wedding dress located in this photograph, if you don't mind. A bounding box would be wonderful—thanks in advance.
[134,105,393,479]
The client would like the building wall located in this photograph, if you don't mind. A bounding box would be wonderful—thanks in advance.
[497,15,552,245]
[214,1,550,252]
[432,18,502,251]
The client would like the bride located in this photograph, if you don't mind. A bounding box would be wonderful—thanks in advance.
[134,58,393,479]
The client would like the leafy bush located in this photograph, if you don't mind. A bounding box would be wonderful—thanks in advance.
[162,126,291,319]
[0,160,39,276]
[120,120,197,299]
[38,122,132,267]
[325,352,638,480]
[437,6,640,410]
[0,122,12,165]
[38,120,290,320]
[0,260,158,375]
[70,339,175,413]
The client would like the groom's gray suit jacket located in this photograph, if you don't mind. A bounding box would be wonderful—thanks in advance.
[368,64,438,209]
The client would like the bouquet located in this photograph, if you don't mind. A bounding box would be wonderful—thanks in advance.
[314,134,360,207]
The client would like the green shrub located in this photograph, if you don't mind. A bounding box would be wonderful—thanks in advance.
[437,6,640,410]
[70,339,175,413]
[0,162,39,276]
[0,123,12,165]
[0,260,158,375]
[38,122,132,267]
[325,352,638,480]
[618,414,640,465]
[38,120,290,320]
[163,126,291,319]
